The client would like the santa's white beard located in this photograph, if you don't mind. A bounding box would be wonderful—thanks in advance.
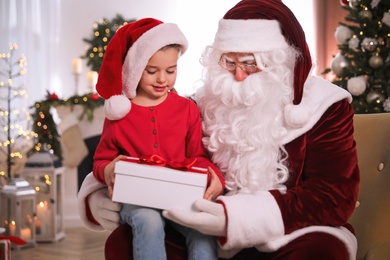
[196,69,292,193]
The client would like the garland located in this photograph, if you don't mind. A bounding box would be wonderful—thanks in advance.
[31,91,104,160]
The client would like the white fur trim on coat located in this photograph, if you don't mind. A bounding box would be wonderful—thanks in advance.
[213,19,289,53]
[217,191,357,260]
[77,173,107,232]
[282,75,352,144]
[217,191,284,249]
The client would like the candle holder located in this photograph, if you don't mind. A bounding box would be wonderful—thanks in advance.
[22,151,65,242]
[0,178,36,249]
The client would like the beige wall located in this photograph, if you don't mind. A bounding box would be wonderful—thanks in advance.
[314,0,349,78]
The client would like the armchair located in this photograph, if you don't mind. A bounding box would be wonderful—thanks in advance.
[105,113,390,260]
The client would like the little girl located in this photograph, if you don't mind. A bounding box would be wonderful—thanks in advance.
[92,18,224,260]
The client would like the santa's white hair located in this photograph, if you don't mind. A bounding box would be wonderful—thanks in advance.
[195,45,300,194]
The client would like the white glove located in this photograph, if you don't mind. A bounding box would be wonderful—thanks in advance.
[163,199,226,236]
[88,188,122,231]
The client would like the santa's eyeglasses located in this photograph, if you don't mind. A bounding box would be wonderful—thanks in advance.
[218,54,259,74]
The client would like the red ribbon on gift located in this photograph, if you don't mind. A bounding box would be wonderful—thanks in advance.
[123,154,208,174]
[0,235,27,246]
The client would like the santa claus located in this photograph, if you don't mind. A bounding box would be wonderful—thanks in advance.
[78,0,359,259]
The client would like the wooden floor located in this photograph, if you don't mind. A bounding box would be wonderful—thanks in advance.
[10,227,110,260]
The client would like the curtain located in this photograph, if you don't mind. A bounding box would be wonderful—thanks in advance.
[0,0,61,106]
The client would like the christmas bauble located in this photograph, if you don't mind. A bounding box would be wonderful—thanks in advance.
[359,10,373,19]
[348,37,360,50]
[349,0,360,8]
[366,90,385,105]
[361,38,378,52]
[347,76,366,96]
[340,0,349,6]
[369,55,384,68]
[383,98,390,112]
[331,53,349,77]
[335,25,352,44]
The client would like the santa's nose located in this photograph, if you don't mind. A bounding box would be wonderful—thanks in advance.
[233,66,249,82]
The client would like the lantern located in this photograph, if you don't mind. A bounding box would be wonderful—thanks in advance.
[22,151,65,242]
[0,178,36,249]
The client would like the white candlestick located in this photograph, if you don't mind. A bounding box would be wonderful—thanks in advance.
[87,71,98,91]
[72,58,82,75]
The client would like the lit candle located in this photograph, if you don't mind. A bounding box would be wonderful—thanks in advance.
[9,221,16,236]
[87,71,98,90]
[72,58,82,74]
[37,201,48,223]
[20,228,31,240]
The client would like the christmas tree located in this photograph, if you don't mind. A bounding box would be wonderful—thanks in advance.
[0,43,35,182]
[82,14,135,72]
[323,0,390,113]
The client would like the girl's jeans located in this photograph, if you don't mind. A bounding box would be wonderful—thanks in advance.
[120,203,218,260]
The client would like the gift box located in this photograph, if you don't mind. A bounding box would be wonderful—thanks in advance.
[112,156,208,212]
[0,239,10,260]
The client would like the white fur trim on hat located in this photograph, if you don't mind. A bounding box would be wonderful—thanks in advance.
[213,19,289,53]
[104,95,131,121]
[122,23,188,99]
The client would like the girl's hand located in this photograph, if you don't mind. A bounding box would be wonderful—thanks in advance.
[203,167,223,200]
[104,155,127,197]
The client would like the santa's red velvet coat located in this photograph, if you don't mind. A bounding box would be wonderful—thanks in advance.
[78,76,359,259]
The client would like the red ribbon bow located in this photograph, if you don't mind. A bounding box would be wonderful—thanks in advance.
[123,154,207,174]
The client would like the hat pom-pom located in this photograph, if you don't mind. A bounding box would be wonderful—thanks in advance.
[104,95,131,120]
[284,103,310,128]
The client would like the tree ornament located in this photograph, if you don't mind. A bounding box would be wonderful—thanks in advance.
[366,90,385,106]
[368,55,384,68]
[347,76,367,96]
[340,0,349,6]
[335,25,353,44]
[385,53,390,66]
[361,38,378,52]
[383,98,390,112]
[349,0,360,8]
[359,10,373,20]
[371,0,380,8]
[331,53,350,77]
[348,37,360,50]
[382,12,390,27]
[49,93,59,101]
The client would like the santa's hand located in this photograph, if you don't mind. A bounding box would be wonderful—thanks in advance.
[163,199,226,236]
[88,188,122,231]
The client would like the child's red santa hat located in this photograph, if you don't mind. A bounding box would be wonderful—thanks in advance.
[96,18,188,120]
[214,0,313,127]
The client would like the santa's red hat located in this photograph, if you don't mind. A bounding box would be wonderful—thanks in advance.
[214,0,313,127]
[96,18,188,120]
